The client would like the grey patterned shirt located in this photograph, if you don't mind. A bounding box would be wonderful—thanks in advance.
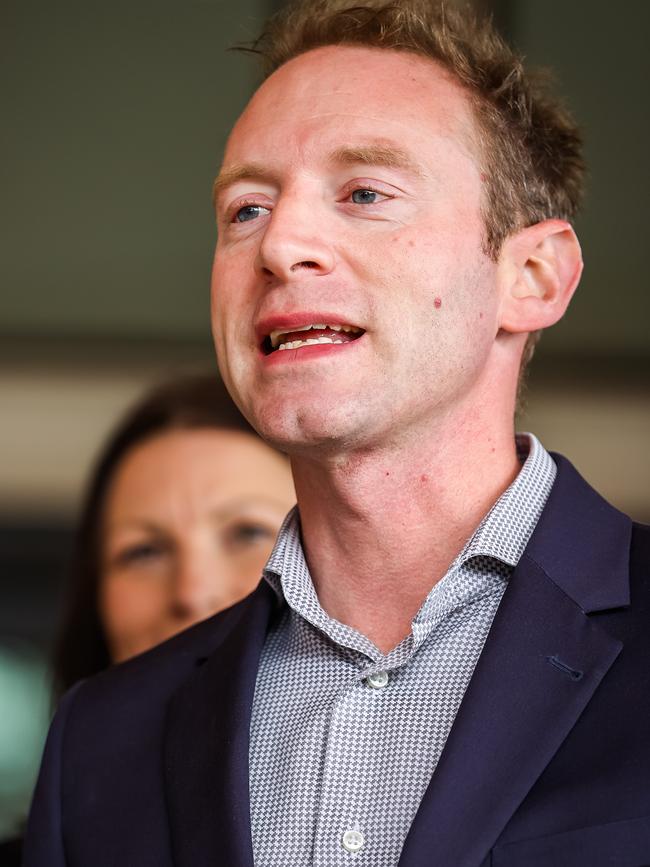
[249,434,556,867]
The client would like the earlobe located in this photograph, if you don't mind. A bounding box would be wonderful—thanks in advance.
[498,219,583,335]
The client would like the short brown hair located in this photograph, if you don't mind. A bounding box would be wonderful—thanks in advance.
[245,0,586,366]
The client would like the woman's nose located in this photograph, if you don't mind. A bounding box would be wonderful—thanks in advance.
[169,550,222,621]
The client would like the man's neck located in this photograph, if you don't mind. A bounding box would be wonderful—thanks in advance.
[291,420,521,654]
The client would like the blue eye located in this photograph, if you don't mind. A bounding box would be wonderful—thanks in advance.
[351,189,379,204]
[234,204,270,223]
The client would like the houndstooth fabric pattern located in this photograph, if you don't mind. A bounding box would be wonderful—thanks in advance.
[249,433,556,867]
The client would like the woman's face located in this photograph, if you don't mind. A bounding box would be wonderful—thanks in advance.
[99,428,295,663]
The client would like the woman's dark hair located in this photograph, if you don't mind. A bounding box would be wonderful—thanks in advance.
[52,372,261,699]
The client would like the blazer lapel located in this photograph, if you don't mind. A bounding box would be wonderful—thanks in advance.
[163,581,276,867]
[400,456,632,867]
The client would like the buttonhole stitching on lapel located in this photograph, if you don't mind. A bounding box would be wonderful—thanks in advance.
[546,654,584,681]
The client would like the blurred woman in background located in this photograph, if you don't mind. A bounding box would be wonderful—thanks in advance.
[1,372,294,864]
[53,372,295,697]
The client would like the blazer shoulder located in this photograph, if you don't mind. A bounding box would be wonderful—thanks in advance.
[529,454,633,612]
[630,520,650,595]
[631,519,650,563]
[64,586,262,725]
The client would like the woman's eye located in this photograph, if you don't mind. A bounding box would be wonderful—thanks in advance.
[233,204,270,223]
[116,542,163,566]
[226,522,275,547]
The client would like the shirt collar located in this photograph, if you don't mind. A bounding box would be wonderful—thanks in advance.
[264,507,301,600]
[263,433,556,621]
[458,432,556,569]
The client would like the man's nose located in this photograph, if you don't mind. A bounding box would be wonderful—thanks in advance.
[256,195,335,281]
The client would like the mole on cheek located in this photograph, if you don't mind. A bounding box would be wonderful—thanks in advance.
[433,297,442,309]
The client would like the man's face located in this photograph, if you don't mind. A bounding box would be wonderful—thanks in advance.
[212,45,500,454]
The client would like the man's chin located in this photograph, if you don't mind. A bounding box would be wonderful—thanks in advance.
[248,403,363,457]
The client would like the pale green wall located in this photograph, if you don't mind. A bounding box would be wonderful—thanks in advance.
[511,0,649,357]
[1,0,266,340]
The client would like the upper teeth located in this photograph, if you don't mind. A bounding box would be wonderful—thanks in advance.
[269,323,361,349]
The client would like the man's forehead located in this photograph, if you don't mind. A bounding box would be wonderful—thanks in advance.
[235,44,474,132]
[216,45,480,195]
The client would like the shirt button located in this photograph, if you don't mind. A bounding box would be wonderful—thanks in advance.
[341,829,365,853]
[366,670,389,689]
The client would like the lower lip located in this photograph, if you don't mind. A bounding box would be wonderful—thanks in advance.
[260,339,361,367]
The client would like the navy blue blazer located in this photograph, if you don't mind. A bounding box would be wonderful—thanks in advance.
[24,456,650,866]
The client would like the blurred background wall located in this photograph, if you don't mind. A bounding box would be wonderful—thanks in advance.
[1,0,648,841]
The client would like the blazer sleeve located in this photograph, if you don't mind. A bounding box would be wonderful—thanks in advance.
[23,681,84,867]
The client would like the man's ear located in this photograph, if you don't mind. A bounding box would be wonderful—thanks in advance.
[497,219,583,334]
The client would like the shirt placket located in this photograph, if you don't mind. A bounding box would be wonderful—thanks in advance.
[312,668,378,866]
[251,435,558,867]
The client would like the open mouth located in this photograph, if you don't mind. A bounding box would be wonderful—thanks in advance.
[261,323,365,355]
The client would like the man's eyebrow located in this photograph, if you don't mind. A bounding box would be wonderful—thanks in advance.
[212,145,423,206]
[328,144,424,176]
[212,163,280,206]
